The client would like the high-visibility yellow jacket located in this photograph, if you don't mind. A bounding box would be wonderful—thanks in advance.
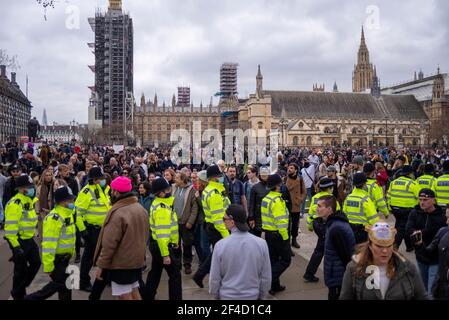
[366,178,389,218]
[343,188,380,226]
[416,174,437,192]
[387,176,419,209]
[307,191,341,230]
[42,205,76,273]
[261,191,289,240]
[202,181,230,239]
[74,184,110,228]
[4,193,38,248]
[435,174,449,207]
[149,196,179,257]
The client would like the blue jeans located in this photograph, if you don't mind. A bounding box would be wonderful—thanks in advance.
[193,223,210,264]
[417,261,438,299]
[300,187,313,214]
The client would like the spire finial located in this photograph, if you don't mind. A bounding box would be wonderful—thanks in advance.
[257,64,262,77]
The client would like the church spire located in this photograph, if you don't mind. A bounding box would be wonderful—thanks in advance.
[371,65,381,97]
[353,26,374,92]
[333,81,338,93]
[256,64,263,99]
[360,25,366,47]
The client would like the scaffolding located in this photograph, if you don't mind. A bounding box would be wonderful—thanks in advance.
[177,86,191,106]
[220,63,238,98]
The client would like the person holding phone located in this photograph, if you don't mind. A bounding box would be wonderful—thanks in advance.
[406,188,447,298]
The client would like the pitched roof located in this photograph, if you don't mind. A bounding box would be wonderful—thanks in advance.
[0,76,31,106]
[264,90,428,120]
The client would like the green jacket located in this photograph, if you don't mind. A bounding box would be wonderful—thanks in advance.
[339,252,428,300]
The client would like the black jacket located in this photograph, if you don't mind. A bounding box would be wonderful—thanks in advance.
[2,177,17,207]
[248,181,269,229]
[406,205,447,264]
[418,226,449,299]
[64,175,79,197]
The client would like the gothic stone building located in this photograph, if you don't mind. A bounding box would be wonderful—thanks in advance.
[133,93,221,146]
[239,66,430,148]
[0,65,32,142]
[382,68,449,145]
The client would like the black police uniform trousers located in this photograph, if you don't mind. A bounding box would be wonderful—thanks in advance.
[144,239,182,300]
[80,224,101,287]
[9,238,41,300]
[392,207,413,250]
[25,254,72,300]
[289,212,301,241]
[194,222,223,281]
[350,223,368,244]
[264,230,292,290]
[305,219,325,277]
[328,286,341,300]
[75,230,81,257]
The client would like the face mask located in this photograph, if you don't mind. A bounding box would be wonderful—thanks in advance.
[218,177,225,184]
[164,192,172,198]
[99,179,106,187]
[26,188,35,198]
[67,203,75,210]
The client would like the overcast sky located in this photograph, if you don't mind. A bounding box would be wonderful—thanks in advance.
[1,0,447,124]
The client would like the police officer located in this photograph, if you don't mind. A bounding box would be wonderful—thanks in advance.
[25,187,77,300]
[304,177,341,283]
[4,174,41,300]
[262,174,291,295]
[363,163,389,219]
[74,166,111,292]
[343,173,380,244]
[416,163,437,192]
[193,165,230,288]
[144,178,182,300]
[435,160,449,209]
[387,165,419,251]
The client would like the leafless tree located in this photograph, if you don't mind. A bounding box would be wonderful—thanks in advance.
[0,49,20,71]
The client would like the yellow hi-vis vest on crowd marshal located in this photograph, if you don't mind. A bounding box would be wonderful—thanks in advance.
[4,193,38,248]
[366,178,389,218]
[261,191,289,240]
[202,181,230,239]
[42,205,76,273]
[149,196,179,257]
[387,176,419,209]
[307,191,341,230]
[435,174,449,207]
[343,187,380,226]
[75,184,111,228]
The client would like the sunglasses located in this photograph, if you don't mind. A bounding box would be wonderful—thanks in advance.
[222,216,233,222]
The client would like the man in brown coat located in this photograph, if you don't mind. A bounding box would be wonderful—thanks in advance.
[93,176,149,300]
[286,163,306,249]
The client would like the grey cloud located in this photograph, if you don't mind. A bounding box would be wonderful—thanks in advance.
[0,0,447,123]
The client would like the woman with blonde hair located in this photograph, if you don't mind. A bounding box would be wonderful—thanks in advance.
[35,169,55,239]
[339,221,428,300]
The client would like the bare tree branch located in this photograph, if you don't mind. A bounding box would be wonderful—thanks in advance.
[0,49,21,71]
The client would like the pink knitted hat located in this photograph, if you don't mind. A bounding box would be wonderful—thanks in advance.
[111,176,132,193]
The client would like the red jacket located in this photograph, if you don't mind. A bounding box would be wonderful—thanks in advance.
[376,170,389,187]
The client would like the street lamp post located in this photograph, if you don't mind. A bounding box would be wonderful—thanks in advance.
[385,117,388,146]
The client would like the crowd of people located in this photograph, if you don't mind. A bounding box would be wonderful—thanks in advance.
[1,140,449,300]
